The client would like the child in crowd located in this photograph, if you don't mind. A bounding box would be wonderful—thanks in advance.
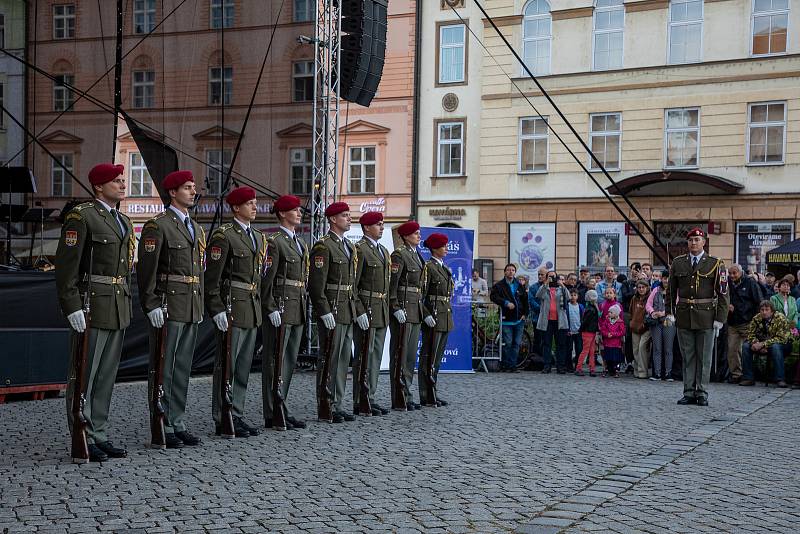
[599,305,626,377]
[599,286,619,318]
[566,290,583,371]
[576,289,600,376]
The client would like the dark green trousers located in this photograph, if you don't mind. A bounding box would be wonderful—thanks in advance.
[389,318,422,404]
[261,322,303,420]
[353,326,387,405]
[419,327,449,405]
[317,321,354,413]
[212,326,257,425]
[148,321,198,434]
[676,328,715,400]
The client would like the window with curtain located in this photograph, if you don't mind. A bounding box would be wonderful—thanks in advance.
[669,0,703,64]
[522,0,551,76]
[438,24,466,84]
[747,102,786,165]
[593,0,624,71]
[519,117,548,173]
[664,108,700,169]
[752,0,788,56]
[589,113,621,170]
[292,61,314,102]
[437,121,464,176]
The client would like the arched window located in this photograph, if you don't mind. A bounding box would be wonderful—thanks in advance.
[593,0,624,71]
[522,0,551,76]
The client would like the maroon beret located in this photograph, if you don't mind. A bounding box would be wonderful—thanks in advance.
[88,163,124,186]
[686,227,706,239]
[324,202,350,217]
[226,186,256,206]
[163,170,194,190]
[273,195,301,213]
[397,221,420,237]
[359,211,383,226]
[424,233,448,250]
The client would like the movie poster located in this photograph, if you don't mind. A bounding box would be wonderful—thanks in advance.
[508,223,556,279]
[736,221,794,274]
[578,222,628,270]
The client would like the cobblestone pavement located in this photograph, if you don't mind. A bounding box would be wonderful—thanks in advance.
[1,371,797,533]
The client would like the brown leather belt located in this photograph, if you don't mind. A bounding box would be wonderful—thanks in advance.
[399,286,420,293]
[159,274,200,284]
[84,274,126,285]
[678,298,714,304]
[230,281,257,291]
[278,279,304,287]
[359,289,386,299]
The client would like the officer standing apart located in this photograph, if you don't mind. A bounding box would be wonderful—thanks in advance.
[205,186,265,438]
[56,163,134,462]
[419,233,455,407]
[308,202,358,424]
[388,221,426,411]
[668,227,729,406]
[137,170,205,448]
[261,195,308,430]
[353,211,391,416]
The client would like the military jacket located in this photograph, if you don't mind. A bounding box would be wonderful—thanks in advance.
[55,200,135,330]
[137,209,205,324]
[261,228,309,326]
[667,253,729,330]
[389,244,426,324]
[308,232,357,323]
[354,237,391,328]
[204,221,266,329]
[422,259,455,333]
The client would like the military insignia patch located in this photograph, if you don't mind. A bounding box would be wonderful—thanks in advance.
[266,256,273,269]
[314,256,324,269]
[210,246,222,261]
[391,263,400,273]
[64,230,78,247]
[144,237,156,253]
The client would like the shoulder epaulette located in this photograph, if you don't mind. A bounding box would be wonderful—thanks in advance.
[143,221,159,231]
[74,202,93,211]
[210,227,228,241]
[675,254,688,260]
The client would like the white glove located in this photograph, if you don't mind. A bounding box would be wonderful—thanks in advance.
[424,316,436,328]
[321,312,336,330]
[147,307,165,329]
[355,313,370,330]
[269,310,282,328]
[213,312,228,332]
[666,315,675,323]
[393,309,407,324]
[67,310,86,333]
[713,320,723,337]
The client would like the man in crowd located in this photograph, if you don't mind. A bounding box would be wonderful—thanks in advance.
[56,163,134,462]
[470,268,489,303]
[740,300,791,388]
[726,264,763,384]
[490,263,529,372]
[138,170,205,448]
[528,267,548,359]
[641,263,653,282]
[597,266,622,305]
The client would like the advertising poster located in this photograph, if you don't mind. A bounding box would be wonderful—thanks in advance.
[418,226,475,373]
[508,223,556,279]
[736,221,794,274]
[578,222,628,270]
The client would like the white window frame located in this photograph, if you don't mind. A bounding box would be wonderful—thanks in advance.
[521,0,552,76]
[132,70,155,109]
[518,116,549,174]
[663,108,700,170]
[133,0,156,34]
[588,112,622,171]
[668,0,704,64]
[294,0,315,22]
[129,152,153,197]
[437,121,465,177]
[746,101,786,166]
[53,74,74,112]
[289,147,313,195]
[206,148,232,196]
[53,4,76,40]
[51,153,74,197]
[592,0,624,72]
[210,0,234,29]
[348,146,377,194]
[209,66,233,106]
[750,0,790,57]
[438,23,466,84]
[292,61,314,102]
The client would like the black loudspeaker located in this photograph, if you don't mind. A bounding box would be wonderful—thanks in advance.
[0,329,70,386]
[340,0,387,107]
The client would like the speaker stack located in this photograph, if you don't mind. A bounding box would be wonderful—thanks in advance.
[340,0,388,107]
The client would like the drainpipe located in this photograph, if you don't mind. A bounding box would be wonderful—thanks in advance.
[410,0,422,219]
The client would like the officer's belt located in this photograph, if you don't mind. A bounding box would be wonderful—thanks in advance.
[84,274,127,285]
[399,286,420,293]
[678,297,714,304]
[326,284,352,291]
[277,278,304,287]
[430,295,451,302]
[159,274,200,284]
[359,289,386,299]
[230,281,257,291]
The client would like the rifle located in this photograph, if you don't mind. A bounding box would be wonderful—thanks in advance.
[69,248,92,464]
[218,256,236,438]
[149,255,169,449]
[390,280,409,411]
[422,278,440,407]
[271,261,289,431]
[356,307,374,416]
[317,269,341,423]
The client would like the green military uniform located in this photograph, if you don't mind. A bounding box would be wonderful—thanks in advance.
[137,207,205,435]
[56,200,134,445]
[388,243,427,406]
[309,232,358,417]
[353,237,391,407]
[261,227,309,422]
[204,221,267,428]
[420,258,455,405]
[668,252,729,402]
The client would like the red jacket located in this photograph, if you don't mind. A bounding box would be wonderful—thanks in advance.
[599,316,626,348]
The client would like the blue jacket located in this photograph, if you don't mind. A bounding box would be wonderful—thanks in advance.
[528,281,543,320]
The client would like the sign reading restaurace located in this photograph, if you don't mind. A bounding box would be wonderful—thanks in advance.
[124,200,273,216]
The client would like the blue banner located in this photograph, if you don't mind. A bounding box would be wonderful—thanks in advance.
[417,227,474,373]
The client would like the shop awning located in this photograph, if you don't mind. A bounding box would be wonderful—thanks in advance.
[607,171,744,196]
[766,238,800,266]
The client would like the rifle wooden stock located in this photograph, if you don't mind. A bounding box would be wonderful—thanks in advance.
[390,321,408,410]
[316,324,335,422]
[149,318,167,449]
[271,320,289,431]
[356,319,373,416]
[69,312,91,464]
[218,317,236,438]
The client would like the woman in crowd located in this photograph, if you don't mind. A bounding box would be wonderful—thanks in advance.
[629,280,652,379]
[770,277,798,370]
[599,305,625,378]
[646,273,675,381]
[575,289,600,377]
